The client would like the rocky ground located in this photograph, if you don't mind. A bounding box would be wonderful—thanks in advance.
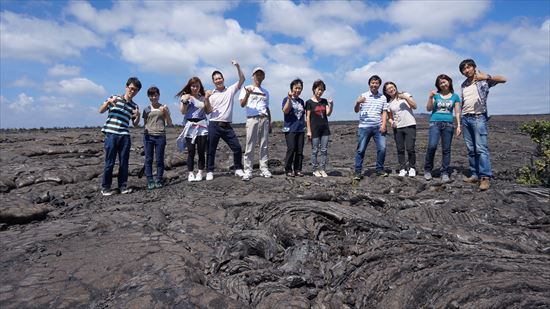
[1,115,549,308]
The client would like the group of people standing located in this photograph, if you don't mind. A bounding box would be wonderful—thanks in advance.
[98,58,505,196]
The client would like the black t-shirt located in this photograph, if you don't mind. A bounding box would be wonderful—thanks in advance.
[305,98,330,138]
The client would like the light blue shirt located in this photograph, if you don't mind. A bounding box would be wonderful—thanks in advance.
[358,91,388,128]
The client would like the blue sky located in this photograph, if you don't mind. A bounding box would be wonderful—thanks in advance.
[1,0,549,129]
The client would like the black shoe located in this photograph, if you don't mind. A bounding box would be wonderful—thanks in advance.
[120,187,133,194]
[376,171,389,177]
[353,173,363,180]
[101,188,115,196]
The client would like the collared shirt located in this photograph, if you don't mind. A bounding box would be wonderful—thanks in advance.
[239,85,270,117]
[101,95,138,135]
[357,91,388,128]
[208,82,240,122]
[461,79,499,115]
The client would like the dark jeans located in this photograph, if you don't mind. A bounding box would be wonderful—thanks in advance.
[424,121,454,174]
[354,126,386,174]
[462,114,492,177]
[186,135,207,171]
[284,132,305,172]
[144,134,166,182]
[102,133,131,190]
[207,122,243,172]
[394,125,416,170]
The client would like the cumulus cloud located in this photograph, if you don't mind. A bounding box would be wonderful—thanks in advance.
[48,64,81,76]
[0,11,103,62]
[44,78,106,97]
[11,77,38,88]
[8,93,35,113]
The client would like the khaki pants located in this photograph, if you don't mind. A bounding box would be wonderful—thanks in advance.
[244,116,269,172]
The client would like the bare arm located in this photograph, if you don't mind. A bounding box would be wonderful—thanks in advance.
[354,95,365,113]
[99,96,116,113]
[132,106,140,127]
[454,101,462,137]
[426,91,436,112]
[326,98,334,116]
[239,87,252,107]
[306,109,312,140]
[162,105,173,126]
[179,94,190,114]
[476,71,507,84]
[399,93,417,109]
[282,92,292,114]
[204,91,213,114]
[232,60,245,89]
[380,110,388,133]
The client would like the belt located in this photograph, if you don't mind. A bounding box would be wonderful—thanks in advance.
[247,115,268,119]
[211,121,231,128]
[464,113,484,117]
[186,118,205,123]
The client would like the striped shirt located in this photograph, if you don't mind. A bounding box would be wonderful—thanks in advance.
[101,95,138,135]
[357,91,388,128]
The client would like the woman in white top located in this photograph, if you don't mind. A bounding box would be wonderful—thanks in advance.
[383,82,418,177]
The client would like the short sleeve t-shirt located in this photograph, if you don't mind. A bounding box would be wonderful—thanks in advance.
[305,98,330,137]
[142,105,167,136]
[430,93,460,122]
[181,96,207,120]
[239,85,270,117]
[357,91,388,128]
[282,97,305,133]
[208,82,240,122]
[387,92,416,128]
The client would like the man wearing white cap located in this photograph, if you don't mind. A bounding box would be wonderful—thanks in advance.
[239,67,272,180]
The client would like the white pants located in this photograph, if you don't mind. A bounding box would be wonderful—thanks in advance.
[244,116,269,172]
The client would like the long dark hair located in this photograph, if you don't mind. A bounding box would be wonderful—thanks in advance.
[435,74,454,93]
[175,77,205,98]
[382,81,397,102]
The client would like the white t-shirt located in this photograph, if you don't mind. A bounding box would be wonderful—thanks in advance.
[387,92,416,128]
[239,85,270,117]
[462,82,483,114]
[208,82,240,122]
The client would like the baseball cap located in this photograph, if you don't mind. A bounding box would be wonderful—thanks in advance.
[252,67,264,75]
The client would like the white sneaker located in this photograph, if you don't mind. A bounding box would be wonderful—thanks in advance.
[188,172,195,182]
[206,172,214,181]
[313,171,323,177]
[408,168,416,177]
[260,169,272,178]
[398,169,407,177]
[195,170,203,181]
[242,170,252,181]
[320,170,328,178]
[235,169,245,177]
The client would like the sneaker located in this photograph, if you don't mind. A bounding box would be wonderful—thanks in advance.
[295,171,304,177]
[424,171,432,181]
[120,187,133,194]
[154,180,163,189]
[286,171,295,177]
[188,172,195,182]
[101,188,115,196]
[398,169,407,177]
[195,170,204,181]
[479,177,490,191]
[376,171,389,177]
[408,168,416,177]
[260,169,272,178]
[463,175,479,183]
[147,179,156,190]
[353,173,363,181]
[320,170,328,178]
[206,172,214,181]
[313,171,323,177]
[235,169,245,177]
[242,171,252,181]
[441,174,450,183]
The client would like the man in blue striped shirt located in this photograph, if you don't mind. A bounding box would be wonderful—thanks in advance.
[99,77,141,196]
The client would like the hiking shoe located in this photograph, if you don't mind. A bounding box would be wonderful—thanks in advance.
[120,187,133,194]
[424,171,432,181]
[398,169,407,177]
[463,175,479,183]
[260,169,272,178]
[353,173,363,181]
[479,177,490,191]
[195,170,204,181]
[154,180,163,189]
[242,170,252,181]
[206,172,214,181]
[320,170,328,178]
[147,180,156,190]
[313,171,323,177]
[441,173,450,183]
[235,169,245,177]
[188,172,195,182]
[101,188,115,196]
[376,171,389,177]
[408,168,416,177]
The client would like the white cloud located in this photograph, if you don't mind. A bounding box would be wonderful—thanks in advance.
[8,93,35,113]
[48,64,81,76]
[0,11,104,62]
[44,78,106,97]
[11,76,38,88]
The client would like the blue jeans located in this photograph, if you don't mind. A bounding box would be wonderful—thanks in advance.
[354,126,386,174]
[102,133,131,190]
[424,122,454,174]
[462,114,492,177]
[144,134,166,182]
[207,122,243,172]
[311,135,329,171]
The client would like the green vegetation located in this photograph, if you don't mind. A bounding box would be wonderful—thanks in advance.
[516,120,550,186]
